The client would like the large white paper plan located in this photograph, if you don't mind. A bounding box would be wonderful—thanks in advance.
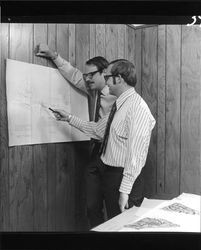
[119,193,200,232]
[6,59,90,146]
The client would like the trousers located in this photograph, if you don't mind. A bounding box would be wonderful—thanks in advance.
[86,147,145,229]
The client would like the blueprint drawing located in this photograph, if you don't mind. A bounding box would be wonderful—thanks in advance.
[6,59,90,146]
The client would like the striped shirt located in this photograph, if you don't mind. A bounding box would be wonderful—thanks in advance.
[69,88,156,194]
[54,55,116,121]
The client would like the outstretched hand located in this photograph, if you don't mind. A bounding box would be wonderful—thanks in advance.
[49,108,70,122]
[35,43,57,60]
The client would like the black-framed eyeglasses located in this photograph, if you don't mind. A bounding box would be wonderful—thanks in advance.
[83,70,100,80]
[104,74,117,82]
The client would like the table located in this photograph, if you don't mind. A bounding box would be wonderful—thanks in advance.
[92,193,200,232]
[92,198,166,232]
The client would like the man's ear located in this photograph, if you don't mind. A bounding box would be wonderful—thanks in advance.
[116,75,122,84]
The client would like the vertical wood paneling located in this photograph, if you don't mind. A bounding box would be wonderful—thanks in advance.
[90,24,96,58]
[105,24,118,61]
[69,24,76,67]
[74,24,90,231]
[95,25,105,57]
[124,26,128,59]
[55,24,75,230]
[88,24,96,121]
[180,25,201,195]
[69,24,79,229]
[73,23,90,138]
[56,141,75,231]
[157,25,166,194]
[33,24,48,231]
[9,24,34,230]
[47,24,57,231]
[117,25,126,58]
[127,26,135,64]
[1,23,200,232]
[141,27,158,197]
[128,26,143,96]
[165,25,181,196]
[47,24,57,69]
[0,23,9,231]
[74,24,90,88]
[135,28,142,95]
[96,24,105,57]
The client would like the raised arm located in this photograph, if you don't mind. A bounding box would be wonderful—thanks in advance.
[35,43,89,95]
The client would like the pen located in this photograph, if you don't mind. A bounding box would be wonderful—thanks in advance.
[49,107,61,115]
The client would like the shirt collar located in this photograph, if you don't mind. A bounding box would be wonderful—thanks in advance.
[116,87,136,110]
[100,85,109,96]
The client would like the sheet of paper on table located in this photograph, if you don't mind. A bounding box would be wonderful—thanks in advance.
[6,59,90,146]
[119,193,200,232]
[92,198,166,232]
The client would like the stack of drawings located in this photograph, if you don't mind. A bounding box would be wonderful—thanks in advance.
[119,193,200,232]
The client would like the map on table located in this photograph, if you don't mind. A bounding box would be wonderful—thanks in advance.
[124,217,180,230]
[161,202,200,215]
[120,193,200,232]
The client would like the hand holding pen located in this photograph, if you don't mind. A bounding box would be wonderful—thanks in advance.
[49,108,72,122]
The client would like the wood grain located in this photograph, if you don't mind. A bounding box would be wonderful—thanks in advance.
[117,25,126,59]
[0,23,9,231]
[56,142,75,230]
[90,24,96,58]
[95,24,105,57]
[127,25,135,64]
[55,24,75,231]
[141,27,158,197]
[1,23,200,232]
[69,24,76,67]
[47,24,57,231]
[74,24,90,230]
[165,25,181,196]
[73,24,90,140]
[180,25,201,195]
[105,24,118,61]
[33,23,48,231]
[134,28,142,95]
[9,24,34,230]
[157,25,166,194]
[88,24,96,121]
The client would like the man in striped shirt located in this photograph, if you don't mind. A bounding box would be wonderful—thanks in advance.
[52,59,156,227]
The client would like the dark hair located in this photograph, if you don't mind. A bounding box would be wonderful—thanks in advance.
[109,59,137,87]
[86,56,109,73]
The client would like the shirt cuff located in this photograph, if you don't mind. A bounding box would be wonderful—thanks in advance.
[119,175,134,194]
[53,54,65,68]
[69,115,84,130]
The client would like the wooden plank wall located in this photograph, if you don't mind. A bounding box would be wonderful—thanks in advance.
[0,23,133,231]
[0,24,200,231]
[137,25,200,198]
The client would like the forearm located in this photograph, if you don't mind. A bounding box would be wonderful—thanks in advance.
[69,115,105,140]
[119,163,143,195]
[53,55,88,94]
[36,44,87,93]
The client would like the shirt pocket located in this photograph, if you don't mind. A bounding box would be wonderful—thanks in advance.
[113,120,128,140]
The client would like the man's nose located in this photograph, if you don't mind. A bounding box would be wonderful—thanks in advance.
[86,79,92,85]
[85,75,92,81]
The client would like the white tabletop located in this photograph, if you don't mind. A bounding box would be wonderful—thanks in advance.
[92,198,166,232]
